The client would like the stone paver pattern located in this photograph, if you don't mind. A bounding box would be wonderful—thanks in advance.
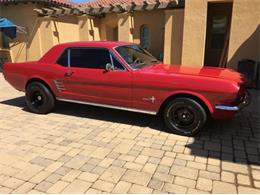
[0,74,259,193]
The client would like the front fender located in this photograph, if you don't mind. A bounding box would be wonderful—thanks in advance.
[162,90,215,114]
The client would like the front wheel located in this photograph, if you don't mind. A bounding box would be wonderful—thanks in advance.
[26,82,55,114]
[163,98,207,136]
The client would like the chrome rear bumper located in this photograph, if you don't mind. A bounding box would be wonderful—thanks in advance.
[215,91,250,111]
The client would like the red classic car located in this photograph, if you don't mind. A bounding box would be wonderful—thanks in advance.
[3,41,250,136]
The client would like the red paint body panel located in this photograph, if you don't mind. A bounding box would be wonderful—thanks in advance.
[3,41,248,119]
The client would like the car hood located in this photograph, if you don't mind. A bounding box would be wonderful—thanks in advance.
[141,64,246,84]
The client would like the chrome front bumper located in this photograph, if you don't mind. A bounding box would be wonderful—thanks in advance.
[215,91,250,111]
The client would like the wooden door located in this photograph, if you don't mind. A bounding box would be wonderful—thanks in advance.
[204,3,233,67]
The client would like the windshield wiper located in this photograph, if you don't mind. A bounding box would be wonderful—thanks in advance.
[150,60,160,64]
[136,62,146,66]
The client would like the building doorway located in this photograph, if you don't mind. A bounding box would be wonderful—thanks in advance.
[204,2,233,67]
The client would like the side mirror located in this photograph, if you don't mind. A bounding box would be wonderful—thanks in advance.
[105,63,114,71]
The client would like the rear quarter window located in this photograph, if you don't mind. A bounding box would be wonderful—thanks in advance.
[56,49,68,67]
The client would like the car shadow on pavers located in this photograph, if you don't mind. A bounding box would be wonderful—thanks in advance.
[1,90,259,167]
[0,96,26,108]
[54,101,166,131]
[187,89,260,166]
[0,96,168,133]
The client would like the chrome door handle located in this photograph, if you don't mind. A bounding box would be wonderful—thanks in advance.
[65,71,74,77]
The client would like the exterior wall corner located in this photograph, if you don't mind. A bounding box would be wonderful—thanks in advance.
[117,12,134,42]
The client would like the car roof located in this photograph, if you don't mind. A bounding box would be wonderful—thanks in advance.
[39,41,135,63]
[57,41,134,49]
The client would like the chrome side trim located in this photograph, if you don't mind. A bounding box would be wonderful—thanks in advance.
[56,97,157,115]
[216,91,250,112]
[215,105,240,111]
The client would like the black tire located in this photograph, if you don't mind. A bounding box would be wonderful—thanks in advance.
[163,98,207,136]
[26,82,55,114]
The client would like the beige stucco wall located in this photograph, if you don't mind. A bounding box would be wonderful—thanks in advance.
[118,13,134,43]
[1,3,42,62]
[181,0,208,67]
[1,0,258,70]
[52,16,79,44]
[1,3,81,62]
[39,16,80,55]
[79,16,100,41]
[133,10,165,59]
[227,0,260,69]
[100,13,118,41]
[181,0,259,69]
[38,17,54,56]
[102,10,165,59]
[181,0,235,67]
[164,9,184,64]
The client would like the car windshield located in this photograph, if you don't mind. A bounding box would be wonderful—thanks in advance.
[115,45,160,69]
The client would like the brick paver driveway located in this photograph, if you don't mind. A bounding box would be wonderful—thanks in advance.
[0,73,259,194]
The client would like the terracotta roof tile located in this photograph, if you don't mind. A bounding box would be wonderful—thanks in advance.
[81,0,173,7]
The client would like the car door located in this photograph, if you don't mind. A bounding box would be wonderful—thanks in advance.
[55,47,132,108]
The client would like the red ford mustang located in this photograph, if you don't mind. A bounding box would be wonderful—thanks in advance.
[3,41,250,136]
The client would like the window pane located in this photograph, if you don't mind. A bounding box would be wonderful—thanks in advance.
[112,55,124,70]
[140,25,150,50]
[57,49,68,66]
[211,16,227,49]
[70,48,110,69]
[116,45,158,69]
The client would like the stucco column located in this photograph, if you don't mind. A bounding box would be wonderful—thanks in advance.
[38,16,56,55]
[181,0,208,67]
[78,15,100,41]
[163,9,184,65]
[117,13,134,42]
[227,0,260,69]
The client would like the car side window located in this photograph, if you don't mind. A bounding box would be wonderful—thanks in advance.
[57,49,68,67]
[112,55,125,70]
[70,48,110,69]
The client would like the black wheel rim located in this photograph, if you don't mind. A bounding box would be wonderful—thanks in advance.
[168,104,198,133]
[30,91,44,108]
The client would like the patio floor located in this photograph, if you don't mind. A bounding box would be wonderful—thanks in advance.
[0,73,259,193]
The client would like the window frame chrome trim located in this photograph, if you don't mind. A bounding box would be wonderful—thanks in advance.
[109,52,114,68]
[68,48,71,68]
[109,49,128,71]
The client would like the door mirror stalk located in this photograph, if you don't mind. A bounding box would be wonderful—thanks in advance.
[105,63,114,72]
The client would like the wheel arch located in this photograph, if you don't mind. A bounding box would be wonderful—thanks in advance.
[159,91,214,116]
[25,77,55,97]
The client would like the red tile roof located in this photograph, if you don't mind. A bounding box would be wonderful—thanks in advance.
[0,0,179,8]
[81,0,173,7]
[0,0,75,7]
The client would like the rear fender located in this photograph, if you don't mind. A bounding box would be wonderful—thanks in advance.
[26,76,55,95]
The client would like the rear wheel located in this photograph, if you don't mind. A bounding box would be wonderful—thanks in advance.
[26,82,55,114]
[163,98,207,136]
